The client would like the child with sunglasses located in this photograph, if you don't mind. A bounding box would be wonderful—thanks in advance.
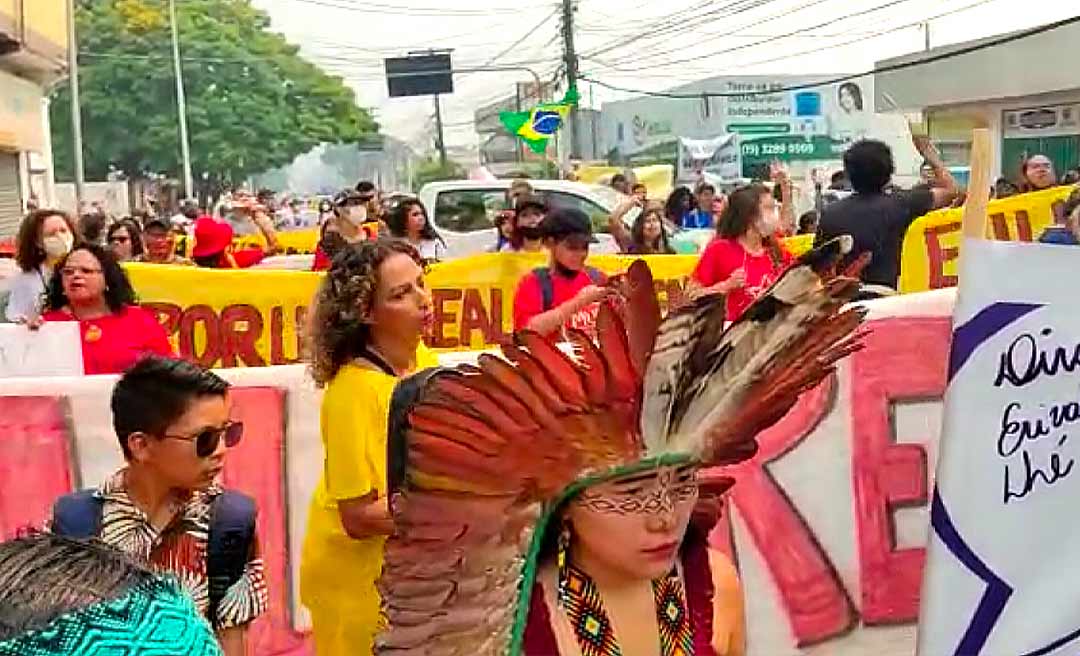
[49,356,266,656]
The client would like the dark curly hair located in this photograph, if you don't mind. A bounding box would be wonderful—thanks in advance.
[15,210,77,273]
[843,139,895,194]
[45,242,137,314]
[107,219,145,258]
[387,198,445,247]
[307,239,423,386]
[664,187,693,224]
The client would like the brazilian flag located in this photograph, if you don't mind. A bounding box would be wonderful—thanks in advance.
[499,87,579,154]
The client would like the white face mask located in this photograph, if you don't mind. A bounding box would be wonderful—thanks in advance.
[343,205,367,227]
[42,233,74,259]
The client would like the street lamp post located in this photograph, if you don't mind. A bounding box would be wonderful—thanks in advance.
[168,0,194,200]
[66,0,85,211]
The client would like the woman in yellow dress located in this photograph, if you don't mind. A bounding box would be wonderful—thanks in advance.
[300,240,437,655]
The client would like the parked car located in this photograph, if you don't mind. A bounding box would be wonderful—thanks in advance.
[417,180,639,259]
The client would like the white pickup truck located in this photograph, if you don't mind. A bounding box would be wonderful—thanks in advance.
[417,179,634,259]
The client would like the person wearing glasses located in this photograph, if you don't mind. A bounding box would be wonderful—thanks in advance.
[49,356,265,656]
[39,242,172,375]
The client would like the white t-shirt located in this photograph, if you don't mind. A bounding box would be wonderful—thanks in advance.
[417,239,446,262]
[3,266,49,322]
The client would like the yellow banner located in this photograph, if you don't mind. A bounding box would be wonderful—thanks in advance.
[898,186,1072,293]
[127,233,813,366]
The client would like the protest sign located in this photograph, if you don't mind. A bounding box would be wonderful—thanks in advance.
[918,238,1080,655]
[677,133,742,182]
[126,240,815,367]
[898,185,1071,293]
[0,322,83,378]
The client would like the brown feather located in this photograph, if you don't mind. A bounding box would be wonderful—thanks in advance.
[514,331,589,408]
[624,259,661,373]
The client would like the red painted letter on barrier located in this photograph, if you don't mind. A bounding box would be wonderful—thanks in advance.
[710,376,856,645]
[850,316,948,624]
[0,396,74,539]
[223,387,311,655]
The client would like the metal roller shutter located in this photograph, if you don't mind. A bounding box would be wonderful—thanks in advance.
[0,153,22,238]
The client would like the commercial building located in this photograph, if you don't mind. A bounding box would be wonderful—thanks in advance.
[599,73,920,182]
[0,0,67,236]
[874,18,1080,183]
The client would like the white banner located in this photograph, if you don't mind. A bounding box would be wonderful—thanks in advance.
[0,323,83,378]
[677,133,742,183]
[918,238,1080,655]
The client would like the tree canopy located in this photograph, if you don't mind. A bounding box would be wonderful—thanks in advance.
[50,0,378,194]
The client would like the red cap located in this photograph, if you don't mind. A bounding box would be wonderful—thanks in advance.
[192,216,234,258]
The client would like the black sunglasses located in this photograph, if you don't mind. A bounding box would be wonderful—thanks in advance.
[162,421,244,458]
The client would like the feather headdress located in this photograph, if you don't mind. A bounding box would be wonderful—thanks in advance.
[377,237,867,655]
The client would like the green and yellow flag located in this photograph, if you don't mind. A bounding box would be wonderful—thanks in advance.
[499,87,579,154]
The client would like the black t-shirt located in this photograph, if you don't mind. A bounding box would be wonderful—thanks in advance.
[815,187,934,288]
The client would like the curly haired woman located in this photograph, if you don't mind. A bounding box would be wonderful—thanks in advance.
[300,240,437,655]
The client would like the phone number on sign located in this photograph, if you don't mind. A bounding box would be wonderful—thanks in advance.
[742,141,816,157]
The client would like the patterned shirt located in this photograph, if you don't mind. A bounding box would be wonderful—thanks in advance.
[94,469,268,630]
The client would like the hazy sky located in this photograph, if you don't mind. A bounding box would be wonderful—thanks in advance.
[250,0,1078,157]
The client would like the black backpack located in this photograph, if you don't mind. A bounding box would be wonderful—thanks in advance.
[534,266,603,312]
[52,489,256,627]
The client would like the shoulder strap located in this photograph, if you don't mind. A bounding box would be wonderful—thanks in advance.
[51,490,104,539]
[534,267,554,312]
[207,490,257,627]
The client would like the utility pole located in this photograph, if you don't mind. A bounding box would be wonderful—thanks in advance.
[561,0,580,159]
[433,94,447,167]
[66,0,85,212]
[923,21,931,52]
[168,0,194,200]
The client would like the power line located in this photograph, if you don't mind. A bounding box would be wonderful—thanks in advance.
[583,0,994,77]
[483,7,561,68]
[596,0,918,74]
[580,0,835,65]
[582,0,784,60]
[581,9,1078,99]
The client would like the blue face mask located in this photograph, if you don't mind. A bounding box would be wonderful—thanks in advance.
[0,578,223,656]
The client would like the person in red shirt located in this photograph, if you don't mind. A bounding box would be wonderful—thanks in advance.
[512,207,615,339]
[40,243,173,375]
[192,209,277,269]
[690,184,793,322]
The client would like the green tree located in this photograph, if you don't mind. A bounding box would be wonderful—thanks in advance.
[412,158,467,189]
[51,0,377,198]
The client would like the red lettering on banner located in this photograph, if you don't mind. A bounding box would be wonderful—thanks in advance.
[429,289,462,349]
[223,388,311,655]
[988,213,1009,240]
[709,375,856,645]
[179,304,222,368]
[850,317,948,624]
[923,222,961,289]
[144,301,182,336]
[1014,210,1033,242]
[271,306,306,366]
[459,288,508,346]
[220,305,266,368]
[0,396,74,539]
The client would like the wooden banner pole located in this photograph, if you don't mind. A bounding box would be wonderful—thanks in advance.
[961,129,992,240]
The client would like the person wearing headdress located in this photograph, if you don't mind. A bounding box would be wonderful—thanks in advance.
[375,237,868,655]
[0,533,222,656]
